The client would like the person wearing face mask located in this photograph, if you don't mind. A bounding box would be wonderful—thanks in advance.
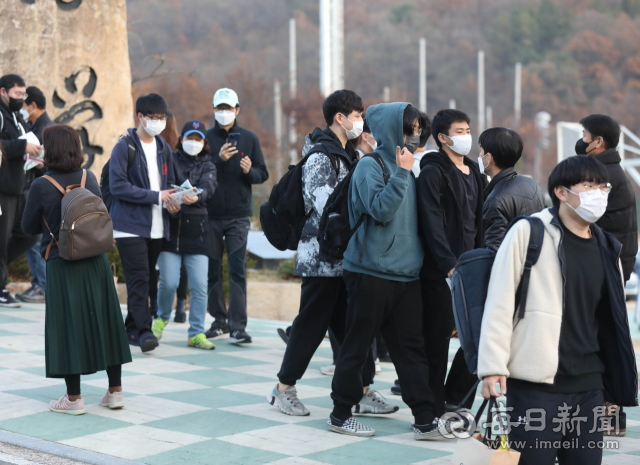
[415,109,488,417]
[15,86,53,304]
[0,74,43,308]
[411,111,433,178]
[354,118,377,158]
[152,120,217,350]
[480,127,545,252]
[576,114,637,283]
[109,93,178,353]
[204,88,269,345]
[478,155,637,465]
[267,90,395,418]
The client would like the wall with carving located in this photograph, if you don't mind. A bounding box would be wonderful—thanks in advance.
[0,0,133,176]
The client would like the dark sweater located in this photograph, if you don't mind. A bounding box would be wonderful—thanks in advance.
[0,101,28,196]
[22,169,102,260]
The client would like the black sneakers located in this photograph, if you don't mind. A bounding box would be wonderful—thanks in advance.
[0,289,21,308]
[205,322,230,340]
[229,330,252,344]
[174,298,187,323]
[277,327,290,344]
[413,417,466,441]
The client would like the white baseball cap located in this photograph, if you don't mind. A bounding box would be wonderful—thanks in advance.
[213,88,239,108]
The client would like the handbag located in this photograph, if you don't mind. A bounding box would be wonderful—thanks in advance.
[449,396,521,465]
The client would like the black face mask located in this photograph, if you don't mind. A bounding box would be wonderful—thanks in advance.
[404,135,420,154]
[7,97,24,113]
[575,138,594,155]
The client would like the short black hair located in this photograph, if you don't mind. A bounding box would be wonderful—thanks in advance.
[478,127,523,169]
[43,125,85,172]
[363,117,371,134]
[579,114,620,150]
[418,111,431,147]
[322,90,364,126]
[0,74,26,92]
[136,93,168,117]
[431,109,471,148]
[403,104,420,136]
[548,155,609,207]
[25,86,46,110]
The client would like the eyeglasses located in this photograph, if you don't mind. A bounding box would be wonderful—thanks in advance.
[565,183,612,195]
[144,115,167,122]
[11,92,28,99]
[412,127,422,136]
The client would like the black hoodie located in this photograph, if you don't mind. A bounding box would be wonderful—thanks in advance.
[417,149,488,278]
[0,101,28,196]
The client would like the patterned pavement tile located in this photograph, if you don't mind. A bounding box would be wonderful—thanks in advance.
[84,395,210,424]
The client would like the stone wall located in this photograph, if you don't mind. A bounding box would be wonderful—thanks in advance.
[0,0,134,177]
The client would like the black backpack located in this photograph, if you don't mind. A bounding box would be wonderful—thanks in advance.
[318,152,389,261]
[100,135,169,211]
[260,143,339,251]
[451,216,544,375]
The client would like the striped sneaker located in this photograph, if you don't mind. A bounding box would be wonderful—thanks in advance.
[188,333,216,350]
[327,415,375,437]
[99,390,124,409]
[49,394,85,415]
[152,318,169,340]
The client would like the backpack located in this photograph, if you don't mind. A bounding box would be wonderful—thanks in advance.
[451,216,544,375]
[42,169,115,261]
[100,135,169,211]
[260,143,339,251]
[318,152,389,261]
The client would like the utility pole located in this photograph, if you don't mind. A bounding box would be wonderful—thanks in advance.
[486,106,493,129]
[383,86,390,103]
[319,0,332,96]
[274,79,283,179]
[419,37,427,113]
[449,99,456,109]
[515,62,522,128]
[478,50,485,134]
[534,111,551,184]
[289,18,298,164]
[331,0,344,91]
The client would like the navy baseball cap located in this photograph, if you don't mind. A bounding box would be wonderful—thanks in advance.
[181,120,206,138]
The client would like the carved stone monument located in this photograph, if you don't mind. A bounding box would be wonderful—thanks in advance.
[0,0,134,176]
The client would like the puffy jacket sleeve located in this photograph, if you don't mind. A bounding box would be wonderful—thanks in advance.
[477,219,529,380]
[417,166,457,274]
[21,178,43,236]
[353,157,410,224]
[244,133,269,185]
[194,159,217,207]
[482,196,510,253]
[109,139,159,205]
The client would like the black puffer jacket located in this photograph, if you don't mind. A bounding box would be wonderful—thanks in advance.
[0,101,28,196]
[593,149,638,282]
[163,149,217,257]
[482,167,546,252]
[417,149,488,278]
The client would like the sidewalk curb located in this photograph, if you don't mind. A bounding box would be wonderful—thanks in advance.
[0,430,139,465]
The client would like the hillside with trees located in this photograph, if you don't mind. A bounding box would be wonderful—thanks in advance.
[127,0,640,193]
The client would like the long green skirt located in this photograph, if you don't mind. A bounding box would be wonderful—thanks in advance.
[45,254,132,378]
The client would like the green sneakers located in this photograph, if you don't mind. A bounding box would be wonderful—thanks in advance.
[152,318,169,340]
[188,333,216,350]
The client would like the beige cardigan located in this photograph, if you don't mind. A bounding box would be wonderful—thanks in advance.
[477,208,623,383]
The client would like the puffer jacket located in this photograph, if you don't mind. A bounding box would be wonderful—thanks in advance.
[482,167,546,252]
[295,127,356,277]
[0,101,28,196]
[163,149,217,257]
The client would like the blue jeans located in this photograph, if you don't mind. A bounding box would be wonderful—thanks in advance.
[25,237,46,288]
[157,252,209,338]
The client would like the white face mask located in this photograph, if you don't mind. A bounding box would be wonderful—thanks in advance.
[340,114,364,140]
[478,153,489,175]
[215,110,236,126]
[182,140,204,156]
[442,133,473,156]
[563,187,608,223]
[19,108,31,122]
[143,117,166,137]
[366,138,377,151]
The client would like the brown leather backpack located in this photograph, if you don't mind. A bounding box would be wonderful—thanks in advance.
[42,170,115,261]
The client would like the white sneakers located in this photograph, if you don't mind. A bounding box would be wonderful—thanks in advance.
[100,389,124,409]
[49,390,124,415]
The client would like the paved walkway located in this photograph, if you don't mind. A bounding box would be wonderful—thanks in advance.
[0,303,639,464]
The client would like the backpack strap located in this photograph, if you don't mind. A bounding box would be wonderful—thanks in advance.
[42,175,66,195]
[80,169,86,188]
[42,215,59,260]
[123,135,137,169]
[369,152,390,184]
[510,216,545,319]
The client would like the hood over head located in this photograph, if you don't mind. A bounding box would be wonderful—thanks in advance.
[366,102,410,165]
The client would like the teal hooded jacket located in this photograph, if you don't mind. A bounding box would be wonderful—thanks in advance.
[343,102,424,281]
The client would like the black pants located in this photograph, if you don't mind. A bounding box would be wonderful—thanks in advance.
[507,385,604,465]
[116,237,163,338]
[208,218,250,331]
[0,194,40,290]
[177,263,188,300]
[278,277,376,387]
[421,275,477,416]
[332,271,434,421]
[65,365,122,396]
